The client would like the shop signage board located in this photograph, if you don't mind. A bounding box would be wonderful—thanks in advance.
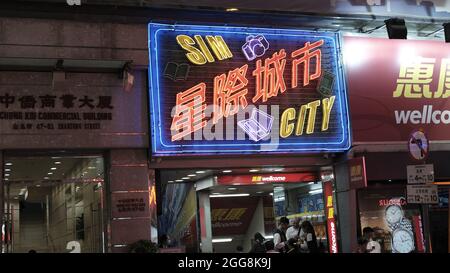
[148,23,351,155]
[323,181,338,253]
[217,173,317,185]
[407,184,439,204]
[344,37,450,143]
[407,164,434,184]
[348,156,367,189]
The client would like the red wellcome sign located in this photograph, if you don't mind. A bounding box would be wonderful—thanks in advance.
[217,173,317,185]
[344,36,450,142]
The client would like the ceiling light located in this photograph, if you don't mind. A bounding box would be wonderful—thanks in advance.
[4,174,10,177]
[188,174,196,177]
[222,170,232,173]
[228,187,237,190]
[54,161,61,164]
[47,172,53,175]
[182,177,190,180]
[88,167,96,169]
[168,180,174,183]
[44,177,49,180]
[51,167,57,170]
[212,238,233,243]
[210,193,250,198]
[36,185,41,187]
[51,157,61,159]
[4,178,8,181]
[196,171,206,174]
[256,191,264,194]
[309,189,323,195]
[249,169,259,173]
[226,8,239,12]
[5,169,11,172]
[175,179,183,182]
[5,163,12,166]
[212,193,221,195]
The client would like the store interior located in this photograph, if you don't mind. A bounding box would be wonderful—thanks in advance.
[2,155,105,253]
[157,166,331,253]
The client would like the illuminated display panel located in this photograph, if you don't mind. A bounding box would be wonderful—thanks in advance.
[148,23,351,155]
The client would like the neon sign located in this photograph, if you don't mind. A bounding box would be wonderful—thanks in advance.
[148,23,351,155]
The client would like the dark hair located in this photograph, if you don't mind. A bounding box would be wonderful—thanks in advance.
[358,237,368,245]
[28,250,37,253]
[301,220,315,233]
[264,240,275,251]
[279,217,289,225]
[362,227,374,234]
[254,232,265,243]
[236,246,243,252]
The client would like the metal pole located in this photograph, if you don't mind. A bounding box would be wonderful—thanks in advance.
[422,204,431,253]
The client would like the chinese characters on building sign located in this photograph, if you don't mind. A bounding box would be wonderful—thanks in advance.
[0,93,113,131]
[149,23,350,155]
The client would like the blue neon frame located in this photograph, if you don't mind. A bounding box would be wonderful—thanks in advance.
[148,23,352,156]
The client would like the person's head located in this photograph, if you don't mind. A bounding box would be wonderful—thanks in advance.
[293,218,301,228]
[279,217,289,230]
[264,240,275,251]
[28,249,36,253]
[236,246,244,252]
[362,227,374,239]
[301,220,314,233]
[254,232,265,244]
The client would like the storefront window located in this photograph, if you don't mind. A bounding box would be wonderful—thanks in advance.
[358,186,424,253]
[2,155,105,253]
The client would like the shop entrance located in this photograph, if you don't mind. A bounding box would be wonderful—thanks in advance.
[2,155,106,253]
[157,167,336,253]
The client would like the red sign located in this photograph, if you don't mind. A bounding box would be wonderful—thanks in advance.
[412,215,425,253]
[217,173,317,185]
[323,181,338,253]
[210,197,259,236]
[344,36,450,142]
[348,157,367,189]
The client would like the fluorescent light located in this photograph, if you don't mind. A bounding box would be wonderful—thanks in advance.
[36,185,41,187]
[182,177,190,180]
[5,169,11,172]
[309,189,323,195]
[88,167,96,169]
[47,172,53,175]
[212,238,233,243]
[226,8,239,12]
[54,162,61,164]
[51,167,57,170]
[209,193,250,198]
[270,193,273,196]
[222,170,232,173]
[4,174,10,177]
[44,177,49,180]
[4,178,8,181]
[167,180,174,183]
[249,169,259,173]
[227,187,237,190]
[256,191,264,194]
[187,174,196,177]
[196,171,206,174]
[175,179,183,182]
[5,163,12,166]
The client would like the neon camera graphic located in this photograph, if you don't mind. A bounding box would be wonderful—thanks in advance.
[241,35,269,61]
[238,108,274,142]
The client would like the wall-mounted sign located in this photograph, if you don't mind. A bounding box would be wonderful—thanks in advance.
[149,23,351,155]
[407,164,434,184]
[345,37,450,143]
[217,173,317,185]
[407,184,439,204]
[348,157,367,190]
[323,181,338,253]
[408,130,429,161]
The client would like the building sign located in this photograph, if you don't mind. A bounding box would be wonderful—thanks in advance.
[407,184,439,204]
[345,37,450,143]
[348,156,367,189]
[217,173,317,185]
[111,192,150,219]
[149,23,350,155]
[407,164,434,184]
[323,181,338,253]
[210,197,259,236]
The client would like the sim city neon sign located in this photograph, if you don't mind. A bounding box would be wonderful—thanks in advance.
[148,23,351,155]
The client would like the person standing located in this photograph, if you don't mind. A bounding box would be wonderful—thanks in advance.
[299,221,319,253]
[286,218,302,240]
[363,227,381,253]
[273,217,289,253]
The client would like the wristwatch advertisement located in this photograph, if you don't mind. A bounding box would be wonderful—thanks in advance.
[384,198,415,253]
